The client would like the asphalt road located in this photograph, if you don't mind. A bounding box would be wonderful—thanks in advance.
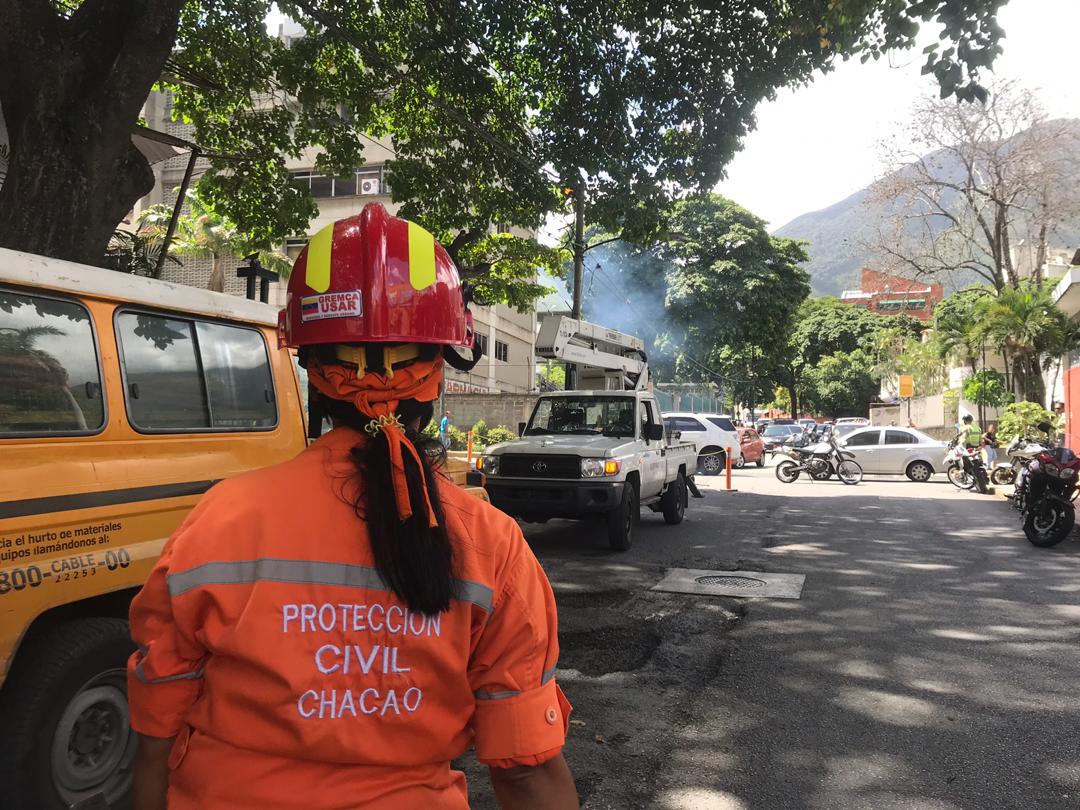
[462,463,1080,810]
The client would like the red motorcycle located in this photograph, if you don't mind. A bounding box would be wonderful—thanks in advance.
[1011,422,1080,547]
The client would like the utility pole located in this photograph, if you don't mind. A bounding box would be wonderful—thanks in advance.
[747,348,755,424]
[567,185,585,390]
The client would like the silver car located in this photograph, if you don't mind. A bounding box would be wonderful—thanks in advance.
[840,427,948,481]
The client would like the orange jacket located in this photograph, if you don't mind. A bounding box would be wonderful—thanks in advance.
[127,427,570,809]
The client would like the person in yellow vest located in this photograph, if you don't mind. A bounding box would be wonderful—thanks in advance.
[961,414,983,448]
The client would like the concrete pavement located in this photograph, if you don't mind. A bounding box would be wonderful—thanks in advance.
[463,463,1080,809]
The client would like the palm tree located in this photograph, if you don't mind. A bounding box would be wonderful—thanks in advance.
[106,205,179,278]
[979,283,1056,404]
[139,191,291,291]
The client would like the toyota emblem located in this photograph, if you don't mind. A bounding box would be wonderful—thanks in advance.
[532,461,548,473]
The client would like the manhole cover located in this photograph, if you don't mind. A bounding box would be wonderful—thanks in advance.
[694,575,766,589]
[652,568,805,599]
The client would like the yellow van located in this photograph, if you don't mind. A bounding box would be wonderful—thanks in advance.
[0,247,309,808]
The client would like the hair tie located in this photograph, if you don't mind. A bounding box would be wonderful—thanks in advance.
[364,413,405,437]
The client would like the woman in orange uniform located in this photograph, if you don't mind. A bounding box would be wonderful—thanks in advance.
[127,203,578,810]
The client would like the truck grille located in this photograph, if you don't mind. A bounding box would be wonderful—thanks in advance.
[499,454,581,479]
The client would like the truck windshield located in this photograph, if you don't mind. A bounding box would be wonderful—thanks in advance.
[526,396,636,437]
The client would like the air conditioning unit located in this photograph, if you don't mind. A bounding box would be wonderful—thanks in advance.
[359,178,381,196]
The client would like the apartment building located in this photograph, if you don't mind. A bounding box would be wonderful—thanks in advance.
[134,91,536,394]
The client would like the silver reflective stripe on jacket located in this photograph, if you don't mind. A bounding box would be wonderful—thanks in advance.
[132,647,206,684]
[474,663,559,700]
[166,557,494,614]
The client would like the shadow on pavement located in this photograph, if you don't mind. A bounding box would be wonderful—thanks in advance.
[467,483,1080,810]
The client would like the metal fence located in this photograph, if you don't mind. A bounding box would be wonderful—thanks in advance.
[653,385,722,414]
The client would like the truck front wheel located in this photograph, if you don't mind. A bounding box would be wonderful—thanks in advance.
[607,480,639,551]
[0,618,137,810]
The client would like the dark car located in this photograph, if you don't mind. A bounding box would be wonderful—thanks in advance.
[761,424,802,454]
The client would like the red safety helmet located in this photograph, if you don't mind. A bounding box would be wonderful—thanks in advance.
[279,203,473,349]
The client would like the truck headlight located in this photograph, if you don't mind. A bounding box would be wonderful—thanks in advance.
[479,455,499,476]
[581,458,620,477]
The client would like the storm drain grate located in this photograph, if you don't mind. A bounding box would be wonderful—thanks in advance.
[694,575,766,589]
[652,568,805,599]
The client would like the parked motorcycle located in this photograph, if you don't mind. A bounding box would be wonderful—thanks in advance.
[944,438,973,490]
[944,436,990,493]
[776,434,863,485]
[1010,422,1080,547]
[990,435,1048,486]
[783,430,835,480]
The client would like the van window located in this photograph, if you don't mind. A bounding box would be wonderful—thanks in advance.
[196,322,276,429]
[117,312,276,432]
[0,290,105,435]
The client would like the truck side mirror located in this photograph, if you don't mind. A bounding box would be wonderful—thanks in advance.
[647,423,664,442]
[518,421,527,437]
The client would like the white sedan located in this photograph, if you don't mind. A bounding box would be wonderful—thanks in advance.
[840,427,949,481]
[663,412,741,475]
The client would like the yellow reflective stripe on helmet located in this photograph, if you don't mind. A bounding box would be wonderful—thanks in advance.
[305,222,335,293]
[407,221,437,290]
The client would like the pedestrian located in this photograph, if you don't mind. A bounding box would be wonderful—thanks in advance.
[440,409,453,449]
[982,422,999,467]
[127,204,578,810]
[960,414,982,448]
[906,418,917,429]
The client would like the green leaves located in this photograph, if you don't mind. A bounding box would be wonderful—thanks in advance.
[155,0,1005,310]
[962,369,1012,408]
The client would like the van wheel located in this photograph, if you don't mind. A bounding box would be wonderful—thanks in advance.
[661,473,687,525]
[0,618,137,810]
[607,480,639,551]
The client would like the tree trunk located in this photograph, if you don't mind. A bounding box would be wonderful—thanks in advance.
[1050,358,1061,410]
[0,0,185,266]
[209,254,225,292]
[787,382,799,419]
[1025,354,1045,406]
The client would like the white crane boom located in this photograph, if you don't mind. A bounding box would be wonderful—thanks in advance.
[535,315,649,390]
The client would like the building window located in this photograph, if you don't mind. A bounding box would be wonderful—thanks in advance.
[474,333,489,356]
[0,290,105,436]
[332,174,356,197]
[116,313,277,432]
[285,239,307,261]
[290,166,386,198]
[494,340,509,362]
[495,223,511,234]
[356,167,384,196]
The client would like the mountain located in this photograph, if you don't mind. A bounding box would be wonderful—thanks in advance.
[773,119,1080,296]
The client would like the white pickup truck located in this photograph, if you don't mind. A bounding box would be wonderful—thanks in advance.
[480,389,698,550]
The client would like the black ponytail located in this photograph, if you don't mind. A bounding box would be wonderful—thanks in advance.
[318,387,455,617]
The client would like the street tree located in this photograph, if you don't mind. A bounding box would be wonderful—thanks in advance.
[962,368,1012,409]
[932,285,993,373]
[802,349,880,418]
[660,194,810,406]
[1,0,1006,302]
[771,297,922,415]
[977,281,1076,404]
[870,81,1080,292]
